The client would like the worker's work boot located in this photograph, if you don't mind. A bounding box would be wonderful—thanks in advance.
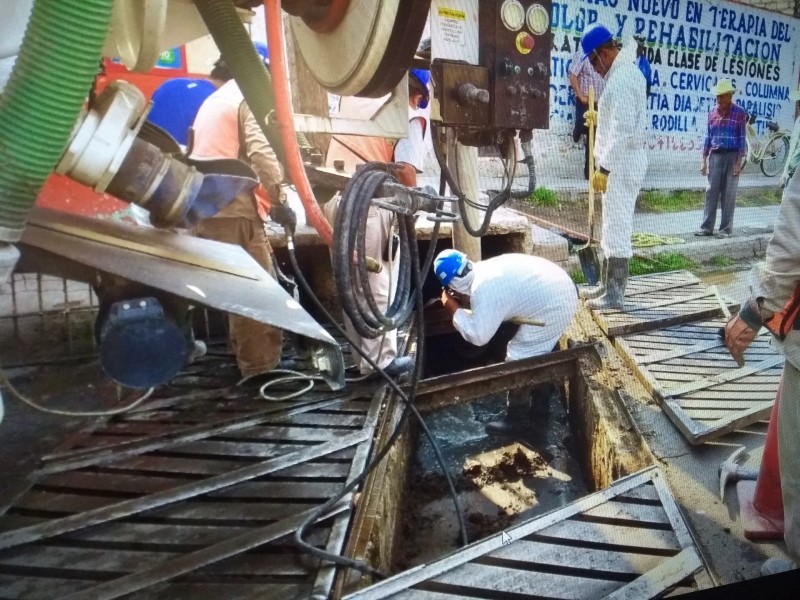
[587,257,629,310]
[485,388,531,436]
[579,258,607,300]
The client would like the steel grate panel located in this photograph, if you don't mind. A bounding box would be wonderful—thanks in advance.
[344,468,709,600]
[587,271,738,337]
[615,318,782,444]
[0,350,384,600]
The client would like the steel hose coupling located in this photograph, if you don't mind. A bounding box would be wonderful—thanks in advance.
[56,81,257,228]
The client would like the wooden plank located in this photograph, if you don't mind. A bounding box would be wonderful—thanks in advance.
[604,548,702,600]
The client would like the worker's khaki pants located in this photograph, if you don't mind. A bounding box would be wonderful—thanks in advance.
[195,217,283,378]
[779,360,800,561]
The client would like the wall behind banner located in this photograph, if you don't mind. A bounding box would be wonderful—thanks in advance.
[531,0,800,184]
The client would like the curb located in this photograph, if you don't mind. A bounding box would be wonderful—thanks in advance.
[566,232,771,277]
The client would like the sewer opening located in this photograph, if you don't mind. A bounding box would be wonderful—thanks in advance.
[391,335,591,572]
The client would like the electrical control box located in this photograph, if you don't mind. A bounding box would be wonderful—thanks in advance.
[479,0,552,131]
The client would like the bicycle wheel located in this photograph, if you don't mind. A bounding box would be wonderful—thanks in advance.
[760,135,789,177]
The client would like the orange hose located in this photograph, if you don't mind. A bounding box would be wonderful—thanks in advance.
[264,0,333,246]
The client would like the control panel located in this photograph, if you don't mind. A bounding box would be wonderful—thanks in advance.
[479,0,552,130]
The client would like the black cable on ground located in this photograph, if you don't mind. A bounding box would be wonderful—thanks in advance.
[431,122,517,237]
[286,219,468,578]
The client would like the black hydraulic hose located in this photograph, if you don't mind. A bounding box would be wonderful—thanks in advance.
[285,233,468,578]
[333,164,415,339]
[430,122,514,238]
[193,0,287,165]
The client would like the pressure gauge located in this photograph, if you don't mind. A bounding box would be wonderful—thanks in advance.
[500,0,525,32]
[526,3,550,35]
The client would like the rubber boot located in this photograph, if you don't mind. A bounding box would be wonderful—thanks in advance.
[485,388,531,436]
[579,258,607,300]
[587,257,629,310]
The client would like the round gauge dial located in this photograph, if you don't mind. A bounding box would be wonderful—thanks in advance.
[500,0,525,32]
[526,4,550,35]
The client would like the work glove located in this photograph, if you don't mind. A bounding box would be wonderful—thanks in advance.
[590,170,608,193]
[723,298,763,367]
[391,162,417,187]
[583,108,598,129]
[270,201,297,235]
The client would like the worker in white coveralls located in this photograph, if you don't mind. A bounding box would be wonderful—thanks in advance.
[323,69,431,378]
[578,26,648,310]
[434,250,578,435]
[724,170,800,577]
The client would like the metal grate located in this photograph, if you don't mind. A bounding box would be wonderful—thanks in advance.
[0,351,384,600]
[615,318,782,444]
[587,271,738,337]
[344,468,710,600]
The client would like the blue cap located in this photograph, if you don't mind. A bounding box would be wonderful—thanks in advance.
[581,25,613,59]
[434,249,468,286]
[410,68,430,109]
[254,41,269,65]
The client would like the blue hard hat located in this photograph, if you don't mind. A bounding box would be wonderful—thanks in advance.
[581,25,613,59]
[254,41,269,65]
[410,68,430,89]
[434,249,468,286]
[410,68,430,109]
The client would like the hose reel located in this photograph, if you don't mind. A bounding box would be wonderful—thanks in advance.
[287,0,431,97]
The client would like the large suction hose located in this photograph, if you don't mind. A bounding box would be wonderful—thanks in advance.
[193,0,333,246]
[0,0,115,242]
[264,0,333,246]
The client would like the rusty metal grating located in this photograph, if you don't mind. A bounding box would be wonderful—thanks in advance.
[0,352,383,600]
[345,467,710,599]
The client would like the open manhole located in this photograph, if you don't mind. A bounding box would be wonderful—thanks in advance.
[341,340,709,598]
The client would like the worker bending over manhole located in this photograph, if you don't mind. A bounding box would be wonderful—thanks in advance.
[433,250,578,435]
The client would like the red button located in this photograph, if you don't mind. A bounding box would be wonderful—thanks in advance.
[522,33,534,50]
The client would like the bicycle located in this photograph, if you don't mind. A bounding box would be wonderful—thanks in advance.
[745,113,790,177]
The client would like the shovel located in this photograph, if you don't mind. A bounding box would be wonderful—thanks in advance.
[577,86,601,284]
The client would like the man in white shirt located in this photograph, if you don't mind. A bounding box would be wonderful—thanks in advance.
[434,250,579,435]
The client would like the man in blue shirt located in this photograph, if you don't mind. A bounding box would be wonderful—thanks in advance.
[696,79,748,238]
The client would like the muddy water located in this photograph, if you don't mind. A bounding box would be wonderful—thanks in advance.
[699,269,751,303]
[397,389,589,571]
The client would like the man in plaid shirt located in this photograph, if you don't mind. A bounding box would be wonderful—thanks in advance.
[697,79,748,238]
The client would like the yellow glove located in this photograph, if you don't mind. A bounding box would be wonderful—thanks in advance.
[590,170,608,193]
[583,108,598,129]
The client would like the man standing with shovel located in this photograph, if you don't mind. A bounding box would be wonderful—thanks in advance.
[579,26,649,310]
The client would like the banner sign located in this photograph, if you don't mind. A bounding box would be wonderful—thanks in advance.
[549,0,800,152]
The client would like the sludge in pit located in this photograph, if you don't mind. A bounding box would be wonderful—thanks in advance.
[395,386,589,571]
